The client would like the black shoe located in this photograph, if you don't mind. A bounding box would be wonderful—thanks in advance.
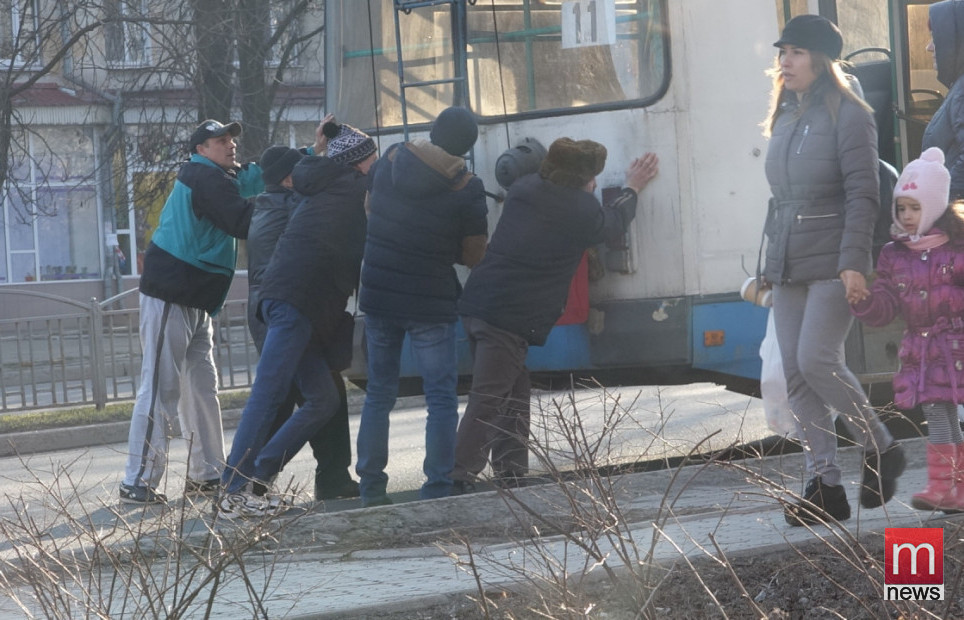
[860,441,906,509]
[494,474,528,490]
[316,479,360,501]
[119,483,167,505]
[784,477,851,526]
[361,494,393,508]
[184,478,221,497]
[451,480,477,496]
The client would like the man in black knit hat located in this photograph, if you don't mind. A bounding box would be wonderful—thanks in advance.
[355,106,489,507]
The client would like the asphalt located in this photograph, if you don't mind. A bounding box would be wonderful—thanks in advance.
[0,388,954,618]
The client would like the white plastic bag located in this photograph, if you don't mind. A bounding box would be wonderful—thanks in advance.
[760,309,797,438]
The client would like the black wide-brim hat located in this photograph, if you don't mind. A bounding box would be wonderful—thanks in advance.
[773,14,843,60]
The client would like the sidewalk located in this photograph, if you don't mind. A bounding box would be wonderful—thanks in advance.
[213,437,943,619]
[0,383,949,617]
[0,435,945,618]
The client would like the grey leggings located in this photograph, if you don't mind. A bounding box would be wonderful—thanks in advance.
[773,280,893,486]
[922,402,964,445]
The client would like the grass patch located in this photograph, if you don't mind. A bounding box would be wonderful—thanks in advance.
[0,390,250,434]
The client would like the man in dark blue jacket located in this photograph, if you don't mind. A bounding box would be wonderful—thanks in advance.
[356,107,489,506]
[121,120,260,504]
[451,138,658,493]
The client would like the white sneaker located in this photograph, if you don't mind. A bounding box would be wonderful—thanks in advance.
[250,479,294,515]
[262,491,294,515]
[216,491,269,520]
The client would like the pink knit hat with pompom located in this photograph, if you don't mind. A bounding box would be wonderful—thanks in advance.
[893,147,951,240]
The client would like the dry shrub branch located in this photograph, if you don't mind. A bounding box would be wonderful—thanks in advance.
[450,380,964,619]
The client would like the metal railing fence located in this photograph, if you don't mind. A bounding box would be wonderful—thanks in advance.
[0,288,259,413]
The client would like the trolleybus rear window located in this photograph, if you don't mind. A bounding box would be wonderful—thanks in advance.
[325,0,668,130]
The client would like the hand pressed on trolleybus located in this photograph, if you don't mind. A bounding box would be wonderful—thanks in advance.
[624,152,659,194]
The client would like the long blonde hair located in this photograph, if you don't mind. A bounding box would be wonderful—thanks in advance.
[762,50,872,137]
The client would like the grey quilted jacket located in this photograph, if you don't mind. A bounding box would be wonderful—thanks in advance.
[763,87,879,284]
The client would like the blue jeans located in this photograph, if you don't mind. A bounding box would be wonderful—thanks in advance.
[356,315,458,500]
[223,299,339,493]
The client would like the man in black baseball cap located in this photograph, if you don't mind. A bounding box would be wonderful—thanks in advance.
[119,117,258,506]
[189,119,242,154]
[773,14,843,60]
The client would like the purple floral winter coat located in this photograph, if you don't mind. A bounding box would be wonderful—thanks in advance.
[851,238,964,409]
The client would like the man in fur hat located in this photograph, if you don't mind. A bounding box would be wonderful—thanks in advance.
[450,138,658,493]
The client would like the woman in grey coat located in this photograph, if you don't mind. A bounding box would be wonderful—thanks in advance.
[762,15,905,526]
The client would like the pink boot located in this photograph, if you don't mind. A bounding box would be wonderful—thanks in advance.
[911,443,959,512]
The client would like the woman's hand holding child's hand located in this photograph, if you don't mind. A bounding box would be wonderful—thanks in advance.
[841,269,870,304]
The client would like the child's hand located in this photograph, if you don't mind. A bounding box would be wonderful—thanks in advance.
[841,269,869,304]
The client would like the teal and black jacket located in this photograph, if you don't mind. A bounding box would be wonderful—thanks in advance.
[139,154,260,315]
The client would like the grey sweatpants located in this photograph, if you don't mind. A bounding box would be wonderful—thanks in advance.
[772,279,893,486]
[123,294,225,489]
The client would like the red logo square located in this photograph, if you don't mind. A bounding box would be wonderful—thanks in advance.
[885,528,944,585]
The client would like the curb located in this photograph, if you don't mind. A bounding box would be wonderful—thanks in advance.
[0,409,243,459]
[0,393,436,458]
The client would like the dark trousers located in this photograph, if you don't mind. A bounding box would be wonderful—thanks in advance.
[268,371,354,488]
[452,315,531,481]
[252,312,353,489]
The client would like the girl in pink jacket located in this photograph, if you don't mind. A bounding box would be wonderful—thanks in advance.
[852,147,964,512]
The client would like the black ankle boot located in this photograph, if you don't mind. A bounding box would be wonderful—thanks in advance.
[860,441,906,509]
[785,477,851,526]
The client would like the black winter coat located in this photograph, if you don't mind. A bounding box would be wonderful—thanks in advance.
[923,0,964,199]
[458,173,637,345]
[246,184,295,349]
[259,156,368,344]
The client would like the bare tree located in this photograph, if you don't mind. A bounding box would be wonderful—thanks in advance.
[192,0,235,124]
[0,0,324,284]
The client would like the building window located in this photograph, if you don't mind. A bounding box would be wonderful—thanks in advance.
[1,128,103,284]
[0,0,40,67]
[234,0,303,68]
[105,0,149,66]
[268,0,302,66]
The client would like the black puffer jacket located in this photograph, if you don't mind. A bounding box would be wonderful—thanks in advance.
[458,173,637,345]
[763,81,879,284]
[360,140,488,323]
[259,156,368,343]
